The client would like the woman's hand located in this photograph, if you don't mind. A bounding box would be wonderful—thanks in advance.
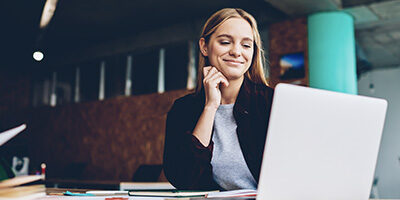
[191,66,229,147]
[203,66,229,110]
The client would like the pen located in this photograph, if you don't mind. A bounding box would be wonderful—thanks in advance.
[64,191,95,196]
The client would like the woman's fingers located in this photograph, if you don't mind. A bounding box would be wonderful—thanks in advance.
[202,66,230,108]
[209,72,229,88]
[203,68,219,86]
[204,68,228,83]
[219,73,229,87]
[204,67,218,80]
[203,66,212,77]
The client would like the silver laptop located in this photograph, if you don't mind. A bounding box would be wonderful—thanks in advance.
[257,83,387,200]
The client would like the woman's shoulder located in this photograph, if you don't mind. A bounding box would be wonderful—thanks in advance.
[171,92,204,111]
[247,80,274,97]
[174,92,200,104]
[256,83,274,92]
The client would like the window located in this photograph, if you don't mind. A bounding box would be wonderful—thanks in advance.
[165,42,189,91]
[55,66,75,105]
[105,55,126,98]
[131,49,159,95]
[80,61,100,102]
[31,40,198,106]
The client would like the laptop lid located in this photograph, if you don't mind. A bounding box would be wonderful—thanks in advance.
[257,83,387,200]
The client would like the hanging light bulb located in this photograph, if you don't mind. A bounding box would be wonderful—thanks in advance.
[33,51,44,61]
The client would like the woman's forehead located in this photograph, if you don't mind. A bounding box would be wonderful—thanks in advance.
[213,18,254,40]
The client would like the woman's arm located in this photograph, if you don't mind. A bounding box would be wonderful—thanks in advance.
[163,67,228,190]
[163,99,219,190]
[192,66,228,146]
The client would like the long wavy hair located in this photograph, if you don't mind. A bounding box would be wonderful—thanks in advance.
[195,8,268,93]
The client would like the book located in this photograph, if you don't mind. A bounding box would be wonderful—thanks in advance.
[205,189,257,198]
[128,190,219,198]
[0,185,45,197]
[0,175,45,199]
[0,175,44,188]
[0,192,45,200]
[86,182,175,196]
[120,181,175,191]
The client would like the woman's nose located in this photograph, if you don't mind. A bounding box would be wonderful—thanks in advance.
[229,44,241,57]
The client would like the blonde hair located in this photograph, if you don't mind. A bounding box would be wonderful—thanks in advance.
[195,8,268,93]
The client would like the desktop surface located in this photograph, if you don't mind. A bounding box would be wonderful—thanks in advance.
[42,188,399,200]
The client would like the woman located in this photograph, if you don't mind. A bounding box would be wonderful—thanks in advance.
[163,8,274,190]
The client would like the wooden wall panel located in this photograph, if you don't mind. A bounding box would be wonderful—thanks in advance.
[0,89,190,181]
[0,72,30,113]
[268,17,308,87]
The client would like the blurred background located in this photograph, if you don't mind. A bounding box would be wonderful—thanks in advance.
[0,0,399,198]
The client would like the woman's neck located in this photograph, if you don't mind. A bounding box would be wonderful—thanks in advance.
[220,76,244,105]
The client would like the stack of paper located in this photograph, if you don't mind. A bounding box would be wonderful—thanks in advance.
[0,175,45,200]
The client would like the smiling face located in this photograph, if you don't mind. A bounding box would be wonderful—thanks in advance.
[200,17,254,81]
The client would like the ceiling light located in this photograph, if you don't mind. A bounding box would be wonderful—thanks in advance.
[40,0,58,28]
[33,51,44,61]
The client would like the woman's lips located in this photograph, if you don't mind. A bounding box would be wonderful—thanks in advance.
[223,59,244,66]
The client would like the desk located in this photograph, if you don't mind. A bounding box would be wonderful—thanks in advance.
[39,188,399,200]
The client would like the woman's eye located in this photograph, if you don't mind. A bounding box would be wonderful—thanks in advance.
[220,41,230,45]
[243,44,252,48]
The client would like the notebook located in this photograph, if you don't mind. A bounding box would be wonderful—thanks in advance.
[257,83,387,200]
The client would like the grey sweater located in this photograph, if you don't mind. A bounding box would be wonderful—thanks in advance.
[210,104,257,190]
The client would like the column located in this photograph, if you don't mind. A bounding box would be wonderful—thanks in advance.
[308,12,357,94]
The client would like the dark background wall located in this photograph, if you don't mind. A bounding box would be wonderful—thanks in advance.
[0,88,189,181]
[0,71,31,114]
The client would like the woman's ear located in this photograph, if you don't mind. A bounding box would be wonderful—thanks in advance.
[199,38,208,57]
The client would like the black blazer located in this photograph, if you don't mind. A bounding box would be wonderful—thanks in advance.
[163,77,274,190]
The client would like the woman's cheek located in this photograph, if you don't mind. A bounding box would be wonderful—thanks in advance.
[244,53,251,63]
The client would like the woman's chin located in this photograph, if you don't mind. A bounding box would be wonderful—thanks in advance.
[224,73,245,81]
[213,64,247,81]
